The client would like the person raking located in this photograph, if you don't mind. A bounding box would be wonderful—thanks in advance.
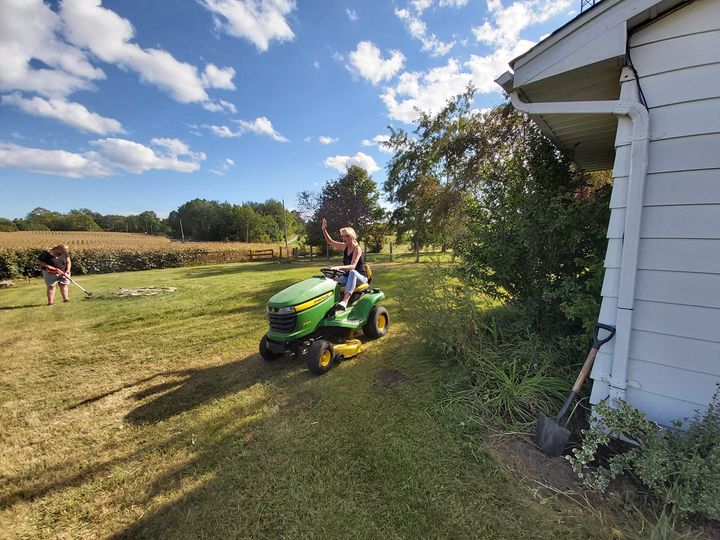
[38,244,72,305]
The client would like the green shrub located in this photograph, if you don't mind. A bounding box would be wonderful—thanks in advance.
[0,247,257,279]
[403,265,572,428]
[569,396,720,521]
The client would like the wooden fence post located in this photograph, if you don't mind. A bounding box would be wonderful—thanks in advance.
[310,245,313,261]
[389,242,393,261]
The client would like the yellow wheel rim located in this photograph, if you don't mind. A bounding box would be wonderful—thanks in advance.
[319,349,332,367]
[377,313,387,330]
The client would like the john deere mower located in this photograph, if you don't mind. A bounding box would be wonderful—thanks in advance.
[259,265,389,374]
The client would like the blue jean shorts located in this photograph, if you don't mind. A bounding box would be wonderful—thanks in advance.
[43,270,70,287]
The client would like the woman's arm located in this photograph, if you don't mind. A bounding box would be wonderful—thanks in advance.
[321,218,344,250]
[65,255,71,275]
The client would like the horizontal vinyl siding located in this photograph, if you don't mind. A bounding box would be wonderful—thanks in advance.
[592,0,720,425]
[625,387,710,428]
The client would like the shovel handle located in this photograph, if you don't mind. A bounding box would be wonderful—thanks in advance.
[572,323,616,394]
[592,323,616,349]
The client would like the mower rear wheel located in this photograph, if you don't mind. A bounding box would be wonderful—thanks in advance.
[363,306,389,339]
[260,335,283,361]
[306,340,334,375]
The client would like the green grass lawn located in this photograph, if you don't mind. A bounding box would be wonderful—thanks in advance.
[1,261,623,539]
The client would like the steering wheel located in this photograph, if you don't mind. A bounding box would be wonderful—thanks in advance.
[320,267,347,280]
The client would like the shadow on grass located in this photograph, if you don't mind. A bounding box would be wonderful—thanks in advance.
[0,303,46,310]
[2,352,304,508]
[183,260,319,280]
[124,353,310,425]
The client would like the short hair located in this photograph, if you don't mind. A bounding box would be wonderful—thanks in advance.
[52,244,69,253]
[340,227,357,241]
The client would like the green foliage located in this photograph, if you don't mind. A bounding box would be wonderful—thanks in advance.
[172,198,300,243]
[402,265,571,428]
[384,88,476,253]
[364,223,392,253]
[454,105,611,338]
[300,165,385,246]
[569,397,720,520]
[0,247,256,279]
[0,218,18,232]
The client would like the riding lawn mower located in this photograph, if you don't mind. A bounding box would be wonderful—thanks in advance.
[259,265,389,374]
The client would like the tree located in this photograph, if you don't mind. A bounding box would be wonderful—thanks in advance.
[455,104,612,333]
[0,218,17,232]
[300,165,385,246]
[384,87,479,258]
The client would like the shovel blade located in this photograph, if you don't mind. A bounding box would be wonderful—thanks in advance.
[534,413,571,457]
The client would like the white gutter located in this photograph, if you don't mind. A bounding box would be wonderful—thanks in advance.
[507,68,649,403]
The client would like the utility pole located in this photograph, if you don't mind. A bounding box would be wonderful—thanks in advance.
[282,198,289,256]
[178,217,185,242]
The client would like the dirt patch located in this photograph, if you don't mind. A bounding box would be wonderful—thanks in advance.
[115,287,177,297]
[280,390,321,413]
[374,368,410,390]
[490,437,583,494]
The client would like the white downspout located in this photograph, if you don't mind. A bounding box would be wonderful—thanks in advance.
[508,69,649,403]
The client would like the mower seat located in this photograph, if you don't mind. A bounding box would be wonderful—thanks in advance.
[338,263,372,293]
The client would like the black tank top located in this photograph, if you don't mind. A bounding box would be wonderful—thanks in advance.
[343,245,366,276]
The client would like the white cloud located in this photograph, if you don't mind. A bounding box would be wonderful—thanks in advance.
[313,60,320,69]
[0,142,112,177]
[0,137,204,177]
[204,117,288,142]
[439,0,469,6]
[0,0,105,97]
[472,0,571,47]
[361,135,392,153]
[60,0,236,103]
[202,99,237,113]
[205,124,239,138]
[348,41,405,85]
[411,0,433,12]
[201,64,236,90]
[236,117,288,142]
[395,5,455,57]
[91,137,205,173]
[304,136,313,143]
[381,59,472,123]
[346,8,359,21]
[380,1,569,123]
[200,0,296,52]
[318,136,338,145]
[210,158,235,176]
[465,39,536,92]
[323,152,379,174]
[2,93,124,135]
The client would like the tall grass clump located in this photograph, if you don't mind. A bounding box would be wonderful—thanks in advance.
[402,264,572,429]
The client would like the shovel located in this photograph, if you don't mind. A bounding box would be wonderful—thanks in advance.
[535,323,616,457]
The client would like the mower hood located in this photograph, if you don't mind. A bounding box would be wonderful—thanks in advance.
[267,276,336,309]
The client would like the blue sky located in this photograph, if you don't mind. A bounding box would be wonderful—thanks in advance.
[0,0,579,219]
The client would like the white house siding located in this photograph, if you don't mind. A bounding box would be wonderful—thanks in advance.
[590,0,720,428]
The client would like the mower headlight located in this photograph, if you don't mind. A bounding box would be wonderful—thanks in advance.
[272,306,296,314]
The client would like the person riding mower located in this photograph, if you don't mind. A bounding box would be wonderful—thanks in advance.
[259,264,389,374]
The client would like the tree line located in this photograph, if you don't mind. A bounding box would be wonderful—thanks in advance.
[0,200,305,244]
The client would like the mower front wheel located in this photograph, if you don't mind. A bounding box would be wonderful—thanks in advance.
[260,335,284,362]
[306,340,334,375]
[363,306,389,339]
